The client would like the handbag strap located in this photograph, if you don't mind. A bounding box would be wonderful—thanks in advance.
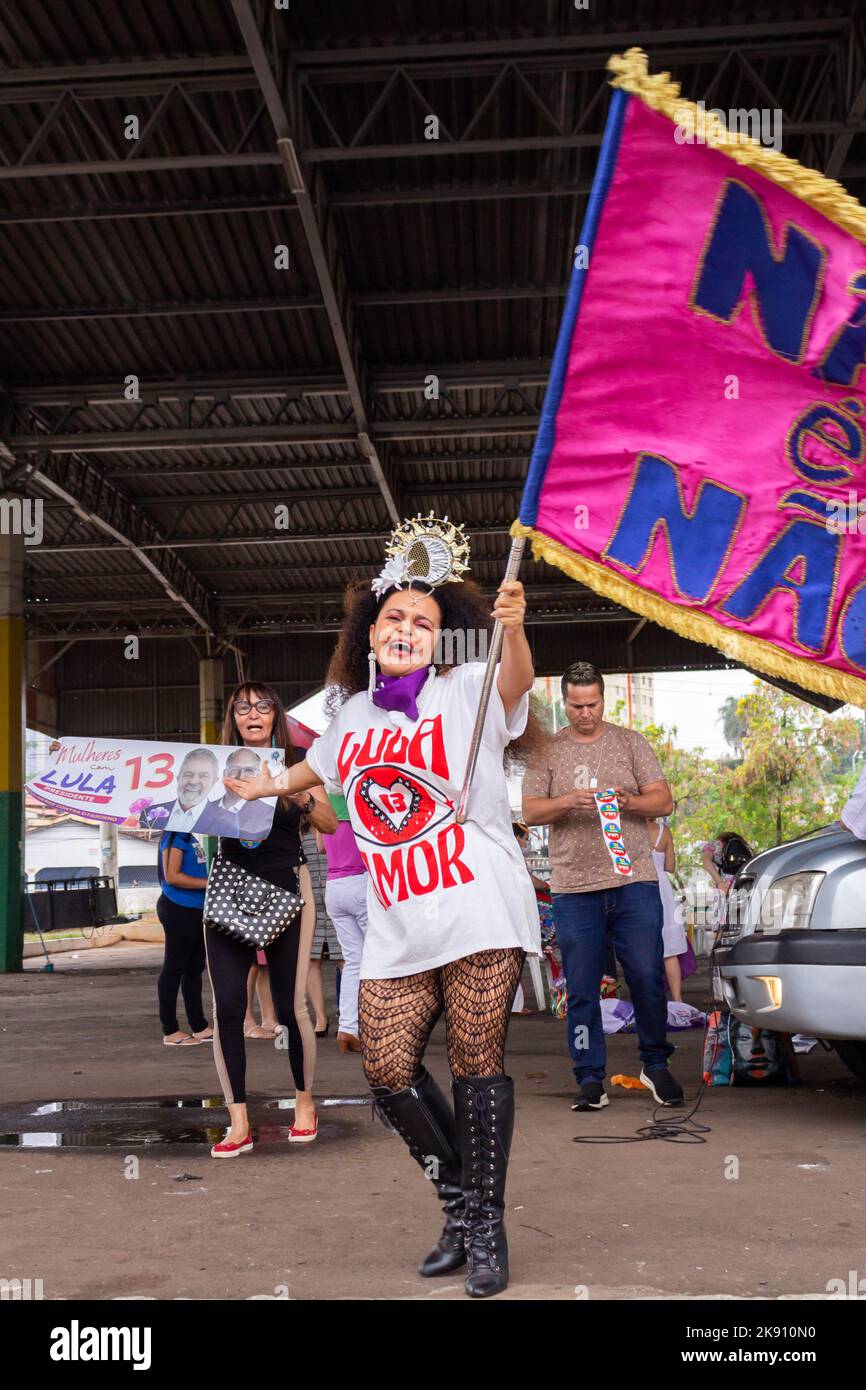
[233,876,279,914]
[211,853,290,914]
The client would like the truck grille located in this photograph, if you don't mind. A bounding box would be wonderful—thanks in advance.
[718,876,754,946]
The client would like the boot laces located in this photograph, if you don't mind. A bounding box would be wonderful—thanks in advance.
[463,1086,505,1271]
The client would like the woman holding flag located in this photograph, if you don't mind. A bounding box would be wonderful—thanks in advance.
[224,515,540,1299]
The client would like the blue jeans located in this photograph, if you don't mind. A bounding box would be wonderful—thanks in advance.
[553,881,672,1084]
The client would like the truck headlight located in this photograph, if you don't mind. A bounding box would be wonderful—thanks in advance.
[764,871,824,932]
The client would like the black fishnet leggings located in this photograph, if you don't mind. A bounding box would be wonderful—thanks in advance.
[359,948,525,1089]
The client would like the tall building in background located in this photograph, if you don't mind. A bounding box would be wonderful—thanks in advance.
[533,672,656,733]
[604,673,656,727]
[518,672,657,823]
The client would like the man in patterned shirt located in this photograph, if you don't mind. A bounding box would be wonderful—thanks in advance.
[523,661,683,1112]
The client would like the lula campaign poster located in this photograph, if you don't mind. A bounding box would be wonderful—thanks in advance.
[26,737,286,840]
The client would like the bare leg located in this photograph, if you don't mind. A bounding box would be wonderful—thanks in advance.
[293,875,318,1128]
[664,954,682,1004]
[306,958,328,1032]
[256,965,280,1032]
[227,1100,249,1144]
[244,963,277,1039]
[294,1087,316,1131]
[243,964,258,1030]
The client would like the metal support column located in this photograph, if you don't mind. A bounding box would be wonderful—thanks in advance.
[199,657,224,744]
[199,657,224,869]
[0,505,25,972]
[99,821,118,882]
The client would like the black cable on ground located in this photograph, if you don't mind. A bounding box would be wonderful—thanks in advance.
[572,1078,711,1144]
[572,984,719,1145]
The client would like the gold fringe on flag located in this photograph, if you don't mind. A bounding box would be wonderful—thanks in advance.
[511,520,866,707]
[607,47,866,245]
[514,50,866,708]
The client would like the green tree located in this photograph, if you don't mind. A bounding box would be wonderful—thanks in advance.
[619,684,862,869]
[630,718,737,867]
[733,685,861,846]
[718,695,747,760]
[535,676,862,869]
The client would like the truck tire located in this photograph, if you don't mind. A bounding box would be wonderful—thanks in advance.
[834,1040,866,1085]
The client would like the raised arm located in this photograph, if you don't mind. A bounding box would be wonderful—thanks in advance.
[494,580,533,719]
[224,756,323,802]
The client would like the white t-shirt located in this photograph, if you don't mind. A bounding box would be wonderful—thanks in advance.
[842,766,866,838]
[306,663,541,978]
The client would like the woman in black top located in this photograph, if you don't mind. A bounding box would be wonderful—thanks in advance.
[206,682,337,1157]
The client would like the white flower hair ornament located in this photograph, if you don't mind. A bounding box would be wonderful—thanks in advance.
[371,552,411,598]
[371,513,471,597]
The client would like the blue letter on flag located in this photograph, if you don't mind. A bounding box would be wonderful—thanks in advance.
[605,453,744,601]
[692,180,823,363]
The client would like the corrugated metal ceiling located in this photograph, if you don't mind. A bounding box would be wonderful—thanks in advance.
[0,0,860,715]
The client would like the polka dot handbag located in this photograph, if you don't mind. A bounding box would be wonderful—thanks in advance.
[204,855,303,949]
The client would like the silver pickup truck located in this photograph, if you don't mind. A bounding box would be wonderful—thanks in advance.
[714,825,866,1084]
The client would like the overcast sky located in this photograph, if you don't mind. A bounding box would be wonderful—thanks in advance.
[291,667,757,755]
[290,666,864,758]
[642,667,756,755]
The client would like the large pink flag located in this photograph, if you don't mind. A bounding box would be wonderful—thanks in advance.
[516,49,866,705]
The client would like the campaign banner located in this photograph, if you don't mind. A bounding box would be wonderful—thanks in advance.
[27,738,285,840]
[515,48,866,705]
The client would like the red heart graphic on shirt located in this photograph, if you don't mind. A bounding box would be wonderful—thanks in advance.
[366,776,418,834]
[354,766,436,845]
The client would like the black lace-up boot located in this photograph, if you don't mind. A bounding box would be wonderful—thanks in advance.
[371,1067,466,1277]
[453,1074,515,1298]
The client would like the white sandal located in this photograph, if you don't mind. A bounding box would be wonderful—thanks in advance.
[163,1034,205,1047]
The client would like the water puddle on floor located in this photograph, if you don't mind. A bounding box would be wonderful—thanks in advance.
[0,1095,374,1148]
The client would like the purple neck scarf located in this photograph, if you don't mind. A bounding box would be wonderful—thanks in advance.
[371,666,430,721]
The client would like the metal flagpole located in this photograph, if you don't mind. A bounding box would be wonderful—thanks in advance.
[455,534,527,824]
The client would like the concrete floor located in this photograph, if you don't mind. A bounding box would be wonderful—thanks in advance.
[1,942,864,1301]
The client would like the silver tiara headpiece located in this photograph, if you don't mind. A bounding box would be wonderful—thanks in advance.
[371,513,471,597]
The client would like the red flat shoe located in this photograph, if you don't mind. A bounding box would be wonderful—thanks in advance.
[210,1130,253,1158]
[288,1116,318,1144]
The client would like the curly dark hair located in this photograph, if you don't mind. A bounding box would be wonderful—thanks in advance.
[324,579,493,717]
[323,578,550,764]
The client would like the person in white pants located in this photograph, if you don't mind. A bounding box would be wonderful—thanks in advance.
[325,873,368,1048]
[320,792,368,1052]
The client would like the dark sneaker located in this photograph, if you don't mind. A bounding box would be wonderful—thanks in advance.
[572,1081,609,1111]
[640,1067,684,1106]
